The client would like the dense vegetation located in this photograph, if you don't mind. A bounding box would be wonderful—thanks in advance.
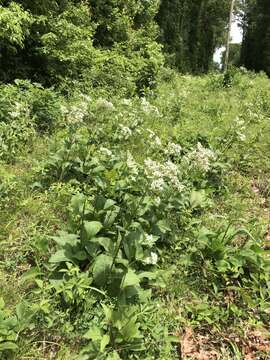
[240,0,270,75]
[1,1,270,360]
[157,0,230,72]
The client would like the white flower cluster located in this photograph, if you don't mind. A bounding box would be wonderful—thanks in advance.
[99,147,112,157]
[96,98,115,111]
[147,129,162,147]
[144,251,158,265]
[141,98,160,116]
[187,142,216,172]
[126,151,139,176]
[233,116,246,142]
[9,101,29,119]
[61,94,92,123]
[69,105,87,123]
[144,158,184,193]
[121,98,132,106]
[144,234,158,248]
[165,142,182,156]
[119,124,132,139]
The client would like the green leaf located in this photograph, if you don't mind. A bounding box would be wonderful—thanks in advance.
[92,254,113,287]
[100,334,110,352]
[106,351,121,360]
[88,237,114,253]
[104,210,118,227]
[121,269,140,289]
[138,271,157,280]
[123,231,142,261]
[0,297,5,310]
[190,190,205,208]
[0,341,18,351]
[154,220,171,235]
[71,193,86,215]
[83,326,102,341]
[21,267,42,283]
[101,304,112,322]
[51,232,79,247]
[104,199,116,209]
[49,249,72,263]
[120,318,140,341]
[84,221,103,239]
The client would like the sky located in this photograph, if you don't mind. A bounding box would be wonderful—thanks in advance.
[214,21,243,64]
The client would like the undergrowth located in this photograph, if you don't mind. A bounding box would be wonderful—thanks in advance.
[1,70,270,359]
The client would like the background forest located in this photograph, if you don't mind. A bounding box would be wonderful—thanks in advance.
[1,1,270,360]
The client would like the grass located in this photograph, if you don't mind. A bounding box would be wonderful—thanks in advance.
[1,70,270,359]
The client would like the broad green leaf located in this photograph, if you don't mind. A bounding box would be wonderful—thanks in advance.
[21,267,42,282]
[101,304,112,322]
[92,254,113,287]
[0,342,18,351]
[123,231,142,261]
[51,232,79,247]
[71,193,86,215]
[49,250,72,263]
[104,199,116,209]
[89,237,114,253]
[121,269,140,289]
[138,272,157,280]
[100,334,110,352]
[84,221,103,239]
[73,250,88,261]
[156,220,171,234]
[190,190,205,208]
[120,319,140,341]
[83,326,102,341]
[106,351,121,360]
[104,210,118,227]
[0,297,5,309]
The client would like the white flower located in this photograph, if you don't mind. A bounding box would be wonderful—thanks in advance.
[9,111,20,118]
[151,178,165,192]
[141,98,160,116]
[144,234,158,247]
[69,105,86,123]
[145,252,158,265]
[187,142,216,172]
[60,104,69,115]
[166,142,182,156]
[121,98,132,106]
[144,158,184,193]
[126,151,138,175]
[96,98,115,111]
[100,147,112,156]
[154,197,161,206]
[238,133,246,141]
[119,124,132,138]
[146,129,162,147]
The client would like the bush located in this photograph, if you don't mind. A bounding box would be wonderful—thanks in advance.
[0,81,62,161]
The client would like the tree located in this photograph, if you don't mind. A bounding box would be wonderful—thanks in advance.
[157,0,230,73]
[240,0,270,76]
[224,0,236,72]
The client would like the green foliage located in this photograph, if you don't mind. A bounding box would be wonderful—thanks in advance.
[1,71,270,359]
[0,0,163,95]
[0,80,62,160]
[0,2,33,48]
[157,0,230,72]
[240,0,270,76]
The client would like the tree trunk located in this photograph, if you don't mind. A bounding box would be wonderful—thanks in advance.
[224,0,236,72]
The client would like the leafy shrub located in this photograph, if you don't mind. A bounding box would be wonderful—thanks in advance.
[16,80,62,133]
[0,81,62,160]
[0,2,33,48]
